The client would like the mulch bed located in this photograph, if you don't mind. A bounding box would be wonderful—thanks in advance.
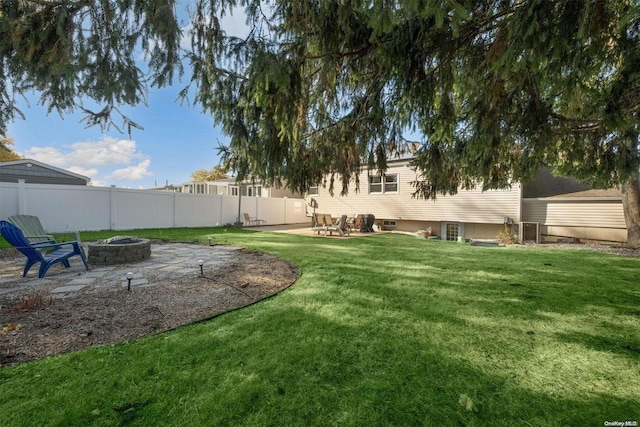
[0,248,299,366]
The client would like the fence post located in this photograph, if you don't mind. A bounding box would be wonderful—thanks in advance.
[283,197,287,224]
[219,195,223,226]
[17,179,27,214]
[173,192,178,227]
[110,185,117,230]
[255,196,259,223]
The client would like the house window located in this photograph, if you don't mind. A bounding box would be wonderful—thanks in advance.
[382,220,397,229]
[230,186,239,196]
[446,223,459,241]
[369,174,398,194]
[308,186,319,195]
[442,223,464,241]
[384,174,398,192]
[369,176,382,193]
[247,186,262,197]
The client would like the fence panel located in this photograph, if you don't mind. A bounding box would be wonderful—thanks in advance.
[0,183,19,219]
[256,197,287,225]
[175,193,223,227]
[24,184,111,231]
[112,188,176,230]
[0,182,307,232]
[221,195,241,225]
[285,198,308,224]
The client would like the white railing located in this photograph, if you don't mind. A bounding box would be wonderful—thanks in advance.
[0,181,308,233]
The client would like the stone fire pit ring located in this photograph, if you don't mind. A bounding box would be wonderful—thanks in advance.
[88,237,152,266]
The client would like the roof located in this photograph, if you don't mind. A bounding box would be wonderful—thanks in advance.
[522,168,591,198]
[545,188,622,199]
[0,159,91,185]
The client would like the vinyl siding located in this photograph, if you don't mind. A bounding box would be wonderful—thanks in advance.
[0,163,88,185]
[542,226,627,242]
[311,162,521,224]
[269,186,300,198]
[521,199,625,229]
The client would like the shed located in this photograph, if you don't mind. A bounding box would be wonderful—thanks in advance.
[0,159,90,186]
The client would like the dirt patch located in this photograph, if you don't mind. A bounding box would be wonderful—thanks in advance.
[0,247,298,366]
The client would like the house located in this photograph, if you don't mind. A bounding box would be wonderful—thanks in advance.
[169,178,301,198]
[0,159,90,186]
[308,161,627,243]
[521,170,625,243]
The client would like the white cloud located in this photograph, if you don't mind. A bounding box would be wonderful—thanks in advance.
[88,179,107,187]
[25,136,145,166]
[68,137,145,165]
[24,136,152,184]
[66,166,99,178]
[106,159,153,181]
[180,23,193,51]
[24,146,68,165]
[220,10,250,39]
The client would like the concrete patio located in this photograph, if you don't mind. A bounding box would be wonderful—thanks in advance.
[0,242,243,299]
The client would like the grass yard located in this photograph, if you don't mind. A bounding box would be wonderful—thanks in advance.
[0,228,638,426]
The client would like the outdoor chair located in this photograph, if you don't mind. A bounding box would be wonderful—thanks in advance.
[243,213,266,227]
[311,213,327,234]
[347,214,362,233]
[312,214,349,237]
[0,221,89,278]
[325,214,350,237]
[8,214,81,245]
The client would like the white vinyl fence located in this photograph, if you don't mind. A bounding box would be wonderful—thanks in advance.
[0,181,308,233]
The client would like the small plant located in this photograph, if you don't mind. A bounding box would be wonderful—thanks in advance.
[8,292,55,313]
[496,226,519,245]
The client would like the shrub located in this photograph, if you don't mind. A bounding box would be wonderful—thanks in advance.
[497,226,519,245]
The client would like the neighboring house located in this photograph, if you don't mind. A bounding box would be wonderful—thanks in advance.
[169,178,301,198]
[308,161,627,243]
[0,159,90,186]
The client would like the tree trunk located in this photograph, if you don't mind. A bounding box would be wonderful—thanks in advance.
[622,172,640,247]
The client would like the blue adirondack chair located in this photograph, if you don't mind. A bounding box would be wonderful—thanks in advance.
[0,221,89,278]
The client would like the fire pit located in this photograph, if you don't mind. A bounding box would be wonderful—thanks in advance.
[87,236,151,266]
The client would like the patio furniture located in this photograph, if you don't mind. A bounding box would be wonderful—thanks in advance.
[347,214,362,233]
[312,214,349,237]
[243,213,266,227]
[8,214,81,244]
[312,213,328,234]
[359,214,376,232]
[0,220,89,278]
[326,214,350,237]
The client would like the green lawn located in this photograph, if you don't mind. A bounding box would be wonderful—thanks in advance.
[1,228,638,426]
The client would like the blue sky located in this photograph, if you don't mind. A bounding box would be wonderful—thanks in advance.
[6,8,248,189]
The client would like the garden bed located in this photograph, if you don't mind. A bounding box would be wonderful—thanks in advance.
[0,248,298,365]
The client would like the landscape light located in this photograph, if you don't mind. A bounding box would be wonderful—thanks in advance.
[126,272,133,291]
